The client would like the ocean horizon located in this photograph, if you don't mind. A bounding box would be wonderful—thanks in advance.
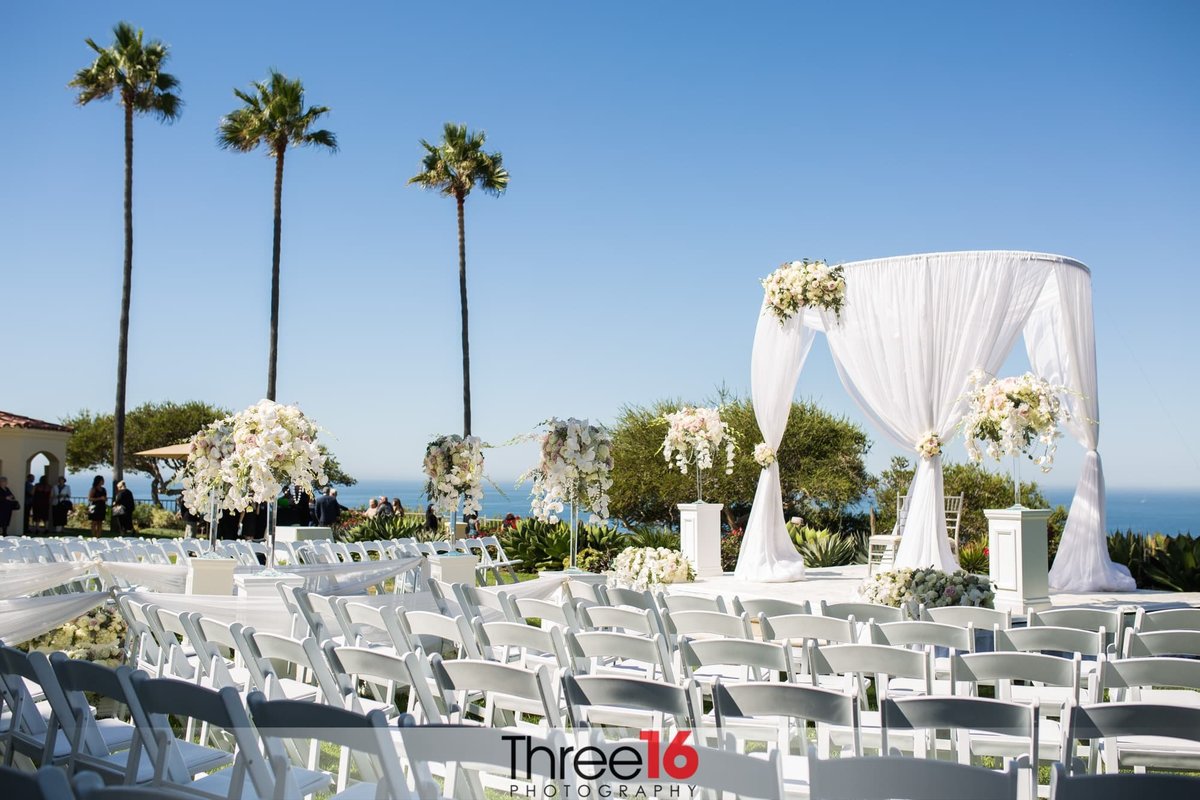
[63,473,1198,535]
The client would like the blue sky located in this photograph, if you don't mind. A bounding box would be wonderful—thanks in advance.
[3,2,1198,490]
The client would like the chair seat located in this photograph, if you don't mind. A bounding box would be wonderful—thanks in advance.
[92,739,232,783]
[194,764,332,798]
[330,780,388,800]
[1109,736,1200,770]
[970,719,1063,760]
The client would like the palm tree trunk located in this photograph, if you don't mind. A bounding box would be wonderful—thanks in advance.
[457,193,471,436]
[113,97,134,492]
[267,147,285,401]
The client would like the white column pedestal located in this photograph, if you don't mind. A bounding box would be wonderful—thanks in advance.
[235,572,305,599]
[185,558,237,595]
[428,553,478,585]
[985,506,1052,614]
[274,526,333,542]
[678,502,723,578]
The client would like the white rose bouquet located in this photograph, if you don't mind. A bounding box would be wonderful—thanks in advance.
[960,371,1069,472]
[423,434,485,517]
[612,546,695,591]
[859,567,994,609]
[753,443,777,468]
[521,418,613,524]
[761,259,846,323]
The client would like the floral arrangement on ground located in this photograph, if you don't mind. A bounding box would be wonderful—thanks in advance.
[761,258,846,322]
[612,546,695,591]
[960,371,1068,472]
[423,434,485,517]
[859,567,994,609]
[18,604,126,668]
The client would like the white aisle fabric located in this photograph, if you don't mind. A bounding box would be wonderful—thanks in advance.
[819,252,1054,571]
[98,557,423,596]
[1025,264,1135,592]
[0,592,110,644]
[123,591,295,636]
[96,560,188,593]
[0,561,95,598]
[734,307,815,582]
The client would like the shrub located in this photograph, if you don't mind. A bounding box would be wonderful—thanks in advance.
[787,524,865,567]
[859,568,994,609]
[1141,533,1200,592]
[628,525,681,550]
[575,548,613,573]
[957,540,989,575]
[721,530,744,572]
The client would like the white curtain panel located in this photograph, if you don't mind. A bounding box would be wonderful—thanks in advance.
[819,252,1055,571]
[0,561,95,599]
[734,307,816,581]
[1024,264,1135,591]
[0,592,110,644]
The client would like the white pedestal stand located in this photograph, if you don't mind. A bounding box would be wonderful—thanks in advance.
[235,572,305,599]
[428,553,478,585]
[275,526,333,543]
[985,506,1052,614]
[679,502,723,578]
[185,558,237,595]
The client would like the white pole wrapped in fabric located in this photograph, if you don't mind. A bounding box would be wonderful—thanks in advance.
[734,305,815,581]
[0,592,110,644]
[1024,264,1135,592]
[819,251,1055,571]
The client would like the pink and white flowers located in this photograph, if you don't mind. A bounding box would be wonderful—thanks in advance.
[960,371,1069,472]
[180,400,327,519]
[761,259,846,323]
[916,431,942,460]
[423,435,485,517]
[662,406,735,477]
[521,418,613,524]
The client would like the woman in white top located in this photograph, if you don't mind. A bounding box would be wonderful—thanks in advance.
[51,477,72,532]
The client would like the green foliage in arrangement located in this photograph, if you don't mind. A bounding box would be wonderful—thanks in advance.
[608,395,872,530]
[787,524,866,567]
[575,548,613,573]
[873,457,1053,545]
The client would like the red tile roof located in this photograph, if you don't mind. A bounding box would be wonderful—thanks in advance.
[0,412,72,432]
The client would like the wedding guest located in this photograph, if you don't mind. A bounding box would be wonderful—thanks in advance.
[315,488,343,527]
[424,503,439,533]
[376,496,394,518]
[365,497,381,518]
[391,498,404,517]
[87,476,107,537]
[179,495,198,538]
[112,480,135,534]
[293,486,311,526]
[51,476,72,532]
[31,476,52,532]
[23,474,34,532]
[502,513,519,531]
[0,477,17,535]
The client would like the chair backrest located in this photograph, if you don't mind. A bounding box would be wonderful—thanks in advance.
[663,608,753,640]
[327,645,443,724]
[808,752,1019,800]
[602,586,657,611]
[472,619,572,670]
[397,609,481,659]
[1134,607,1200,634]
[1067,702,1200,768]
[951,651,1080,707]
[247,691,411,799]
[340,601,413,651]
[452,583,513,621]
[922,605,1011,631]
[562,673,700,731]
[563,579,605,604]
[810,643,932,701]
[997,626,1106,657]
[577,604,659,636]
[512,597,579,629]
[1124,629,1200,658]
[820,600,905,623]
[944,494,965,545]
[567,630,676,682]
[431,656,561,727]
[658,592,728,614]
[1096,656,1200,703]
[713,680,860,756]
[1048,761,1200,800]
[0,765,73,800]
[681,638,796,683]
[1030,606,1126,650]
[242,629,340,704]
[758,612,858,647]
[872,620,975,653]
[732,596,811,618]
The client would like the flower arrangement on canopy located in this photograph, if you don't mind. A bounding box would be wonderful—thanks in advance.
[960,371,1069,472]
[662,406,735,501]
[522,418,613,524]
[423,435,485,518]
[753,442,777,468]
[180,399,327,519]
[612,546,694,591]
[761,258,846,323]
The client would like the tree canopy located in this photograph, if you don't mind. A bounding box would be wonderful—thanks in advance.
[217,70,336,157]
[408,122,508,201]
[608,396,872,530]
[69,21,181,120]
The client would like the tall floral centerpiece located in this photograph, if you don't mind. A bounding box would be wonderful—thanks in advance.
[960,371,1069,506]
[662,406,735,502]
[761,258,846,323]
[521,418,613,571]
[181,399,327,569]
[423,435,485,536]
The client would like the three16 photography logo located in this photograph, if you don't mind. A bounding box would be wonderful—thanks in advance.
[503,730,700,797]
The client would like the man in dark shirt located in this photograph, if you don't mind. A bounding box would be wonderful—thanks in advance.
[314,488,344,527]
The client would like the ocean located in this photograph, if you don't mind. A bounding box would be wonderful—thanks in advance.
[65,473,1198,534]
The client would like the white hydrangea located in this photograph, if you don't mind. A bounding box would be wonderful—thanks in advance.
[612,546,695,591]
[521,418,613,524]
[859,567,994,609]
[423,435,485,517]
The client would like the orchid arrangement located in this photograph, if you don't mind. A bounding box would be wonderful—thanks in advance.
[521,418,613,524]
[859,568,994,609]
[960,371,1068,472]
[423,434,485,517]
[753,442,777,469]
[612,546,695,591]
[180,399,327,519]
[662,406,736,477]
[761,259,846,323]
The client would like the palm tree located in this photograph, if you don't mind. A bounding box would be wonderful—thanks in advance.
[218,71,337,401]
[70,22,181,490]
[409,123,509,436]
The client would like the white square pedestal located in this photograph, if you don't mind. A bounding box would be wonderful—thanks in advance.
[275,526,333,542]
[678,502,723,578]
[985,506,1052,614]
[185,557,237,595]
[428,553,478,585]
[235,572,305,598]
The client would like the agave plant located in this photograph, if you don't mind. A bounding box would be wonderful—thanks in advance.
[956,540,989,575]
[628,525,681,550]
[497,519,573,570]
[342,514,430,544]
[581,524,631,557]
[788,524,865,567]
[1142,533,1200,592]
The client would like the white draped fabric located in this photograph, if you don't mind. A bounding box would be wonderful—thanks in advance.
[734,308,815,582]
[0,592,110,644]
[0,561,95,598]
[97,557,423,596]
[123,591,296,636]
[1025,265,1135,591]
[818,252,1054,571]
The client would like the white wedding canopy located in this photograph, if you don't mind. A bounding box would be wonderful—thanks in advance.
[735,250,1135,593]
